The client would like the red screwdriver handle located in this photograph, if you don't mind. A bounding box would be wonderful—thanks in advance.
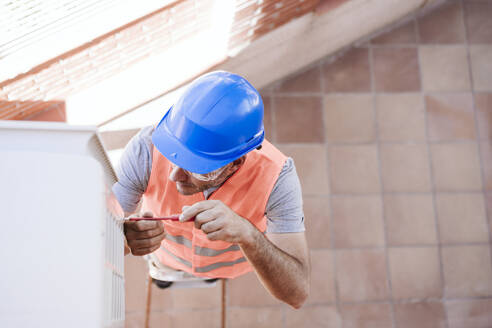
[129,215,195,222]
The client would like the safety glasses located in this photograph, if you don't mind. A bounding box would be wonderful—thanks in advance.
[170,163,228,181]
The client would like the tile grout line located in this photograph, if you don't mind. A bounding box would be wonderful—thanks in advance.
[211,293,492,311]
[319,59,342,320]
[271,90,492,97]
[460,0,492,277]
[261,84,285,328]
[269,87,286,328]
[310,241,492,252]
[302,190,488,198]
[368,42,397,328]
[269,87,277,145]
[294,294,492,308]
[415,10,450,328]
[275,139,491,147]
[329,190,486,196]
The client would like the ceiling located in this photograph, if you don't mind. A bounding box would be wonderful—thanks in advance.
[0,0,443,124]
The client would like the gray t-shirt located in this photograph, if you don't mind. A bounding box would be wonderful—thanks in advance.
[112,126,305,233]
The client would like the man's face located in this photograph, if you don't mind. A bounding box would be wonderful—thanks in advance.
[168,162,237,195]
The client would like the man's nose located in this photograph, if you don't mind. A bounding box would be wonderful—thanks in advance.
[169,165,188,182]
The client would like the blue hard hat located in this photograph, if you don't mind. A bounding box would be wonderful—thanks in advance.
[152,71,264,174]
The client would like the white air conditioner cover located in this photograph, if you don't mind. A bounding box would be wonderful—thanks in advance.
[0,121,125,328]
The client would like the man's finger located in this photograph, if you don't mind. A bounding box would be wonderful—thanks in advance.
[128,231,165,249]
[200,219,223,234]
[125,225,164,240]
[194,209,220,229]
[132,242,161,256]
[125,220,162,232]
[179,200,217,222]
[206,230,223,241]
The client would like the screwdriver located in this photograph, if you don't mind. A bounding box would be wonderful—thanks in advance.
[124,214,195,222]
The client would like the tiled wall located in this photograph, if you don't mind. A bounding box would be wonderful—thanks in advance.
[124,0,492,327]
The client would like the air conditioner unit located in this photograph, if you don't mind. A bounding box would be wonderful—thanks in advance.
[0,121,125,327]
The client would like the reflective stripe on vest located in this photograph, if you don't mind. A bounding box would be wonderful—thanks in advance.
[160,246,247,273]
[195,244,240,256]
[165,234,241,256]
[165,234,192,249]
[195,257,247,273]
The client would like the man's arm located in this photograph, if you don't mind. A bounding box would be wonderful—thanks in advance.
[180,200,310,309]
[243,231,310,309]
[112,126,166,256]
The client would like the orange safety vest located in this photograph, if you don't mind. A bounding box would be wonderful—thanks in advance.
[142,140,287,279]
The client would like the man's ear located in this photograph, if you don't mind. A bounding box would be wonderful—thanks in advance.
[231,156,246,172]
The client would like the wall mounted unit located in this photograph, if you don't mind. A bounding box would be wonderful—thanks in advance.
[0,121,125,327]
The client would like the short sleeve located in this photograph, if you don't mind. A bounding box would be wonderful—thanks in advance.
[112,126,154,214]
[265,157,305,233]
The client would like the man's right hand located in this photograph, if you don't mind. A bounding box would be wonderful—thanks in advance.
[124,212,166,256]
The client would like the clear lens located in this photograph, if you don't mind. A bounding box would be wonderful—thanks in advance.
[190,166,227,181]
[170,163,227,181]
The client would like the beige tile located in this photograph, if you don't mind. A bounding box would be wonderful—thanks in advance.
[227,307,283,328]
[171,282,221,310]
[329,144,381,194]
[304,197,331,248]
[336,249,390,302]
[419,46,471,92]
[373,47,421,92]
[125,256,151,312]
[384,194,437,246]
[308,249,336,304]
[284,305,341,328]
[475,93,492,140]
[470,46,492,91]
[276,144,329,195]
[324,94,375,143]
[442,245,492,297]
[276,66,321,93]
[430,143,482,191]
[227,271,282,307]
[418,1,465,44]
[372,21,416,45]
[436,193,489,244]
[322,47,370,92]
[447,299,492,328]
[170,310,219,327]
[148,312,172,328]
[394,302,446,328]
[150,283,173,311]
[340,303,392,328]
[426,93,476,141]
[125,312,146,328]
[262,94,274,141]
[376,93,426,142]
[331,196,384,248]
[274,96,324,143]
[388,247,442,299]
[464,2,492,44]
[486,193,492,237]
[481,141,492,190]
[380,143,432,192]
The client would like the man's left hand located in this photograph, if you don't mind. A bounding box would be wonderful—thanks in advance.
[179,200,254,244]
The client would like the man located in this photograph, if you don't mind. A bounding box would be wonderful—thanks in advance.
[113,71,310,308]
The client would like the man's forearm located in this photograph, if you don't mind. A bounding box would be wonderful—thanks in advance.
[238,226,310,309]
